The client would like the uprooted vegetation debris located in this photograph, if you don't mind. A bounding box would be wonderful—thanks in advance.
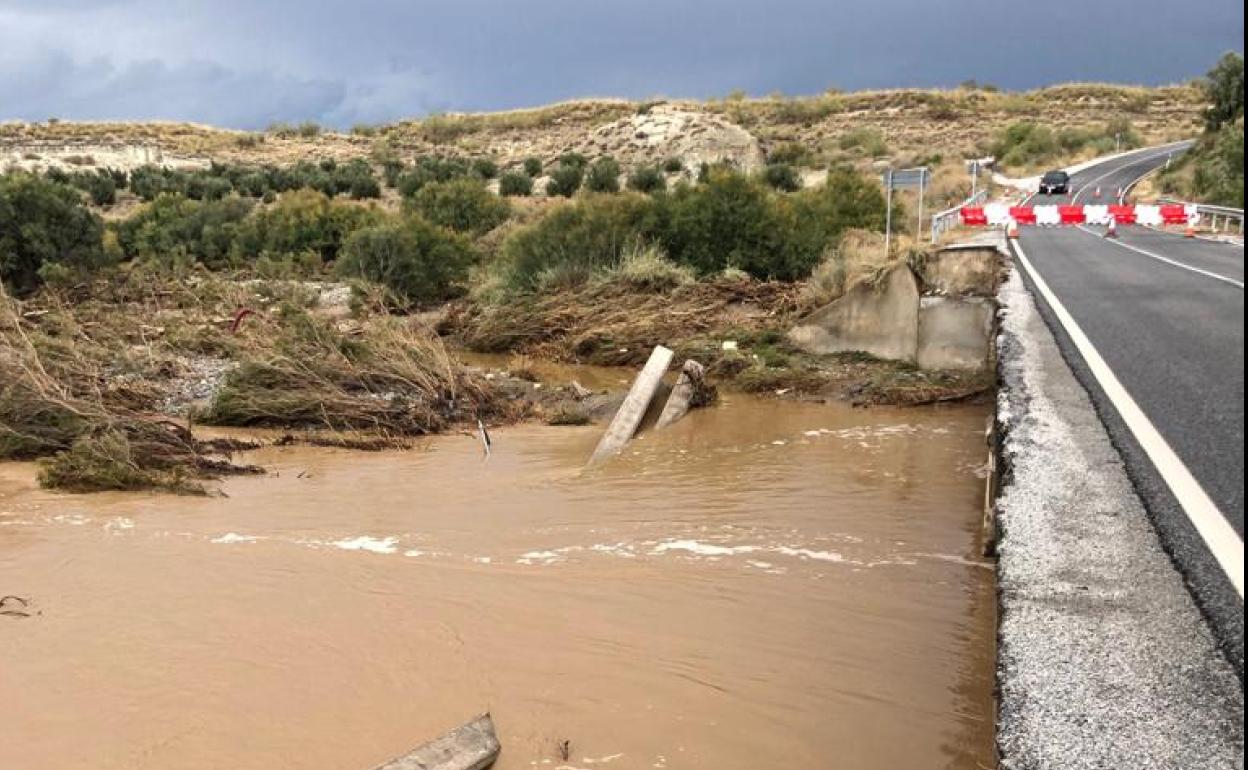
[0,287,264,493]
[0,273,516,493]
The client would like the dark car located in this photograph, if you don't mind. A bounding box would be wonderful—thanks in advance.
[1039,170,1071,195]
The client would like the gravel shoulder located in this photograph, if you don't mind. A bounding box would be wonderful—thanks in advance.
[994,265,1244,769]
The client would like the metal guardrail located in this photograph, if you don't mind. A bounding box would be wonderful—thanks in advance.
[930,189,988,243]
[1159,197,1245,235]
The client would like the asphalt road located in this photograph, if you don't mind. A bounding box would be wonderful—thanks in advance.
[1014,144,1245,672]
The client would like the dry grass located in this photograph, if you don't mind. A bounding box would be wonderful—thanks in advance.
[802,230,927,308]
[0,284,260,493]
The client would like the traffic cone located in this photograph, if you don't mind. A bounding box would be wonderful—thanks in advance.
[1105,218,1118,238]
[1184,223,1196,238]
[1006,219,1019,239]
[1094,186,1102,198]
[1116,186,1124,201]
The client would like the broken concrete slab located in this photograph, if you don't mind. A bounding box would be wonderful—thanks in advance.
[655,360,707,430]
[919,245,1003,297]
[917,296,994,371]
[589,345,674,463]
[787,264,920,362]
[373,713,499,770]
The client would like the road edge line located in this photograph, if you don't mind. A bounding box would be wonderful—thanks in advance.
[1072,225,1245,289]
[1009,238,1245,597]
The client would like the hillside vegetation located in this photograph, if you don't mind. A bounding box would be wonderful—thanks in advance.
[1157,53,1245,208]
[0,80,1214,492]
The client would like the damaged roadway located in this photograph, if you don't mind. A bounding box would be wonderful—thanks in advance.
[994,265,1244,769]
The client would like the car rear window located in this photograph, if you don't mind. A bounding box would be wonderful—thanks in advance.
[1042,172,1068,182]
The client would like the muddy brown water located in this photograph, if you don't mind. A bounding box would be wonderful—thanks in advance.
[1,388,996,770]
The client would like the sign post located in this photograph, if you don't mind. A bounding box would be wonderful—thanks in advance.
[881,166,929,255]
[884,168,894,257]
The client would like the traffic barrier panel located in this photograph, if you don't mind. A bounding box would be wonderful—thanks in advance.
[961,207,988,226]
[1035,205,1061,226]
[1160,204,1187,225]
[1136,205,1162,226]
[1084,205,1111,225]
[1109,204,1137,224]
[1009,206,1037,224]
[1059,205,1086,225]
[986,203,1012,226]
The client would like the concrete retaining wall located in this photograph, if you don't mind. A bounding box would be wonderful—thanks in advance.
[917,296,994,371]
[789,240,1004,371]
[788,264,920,362]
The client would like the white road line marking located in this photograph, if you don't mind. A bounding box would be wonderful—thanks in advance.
[1072,144,1191,204]
[1010,239,1245,598]
[1073,225,1245,289]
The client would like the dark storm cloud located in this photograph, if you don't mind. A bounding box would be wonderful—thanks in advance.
[0,0,1242,128]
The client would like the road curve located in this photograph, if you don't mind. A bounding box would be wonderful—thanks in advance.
[1013,144,1245,673]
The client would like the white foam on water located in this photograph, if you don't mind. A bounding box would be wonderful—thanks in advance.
[651,539,761,557]
[517,549,562,565]
[330,535,398,554]
[211,532,261,544]
[775,546,844,562]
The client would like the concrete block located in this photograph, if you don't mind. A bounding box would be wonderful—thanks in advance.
[787,264,920,362]
[917,296,994,371]
[374,713,500,770]
[589,345,674,463]
[920,246,1002,297]
[655,360,707,430]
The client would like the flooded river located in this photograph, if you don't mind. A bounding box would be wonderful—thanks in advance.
[1,392,996,769]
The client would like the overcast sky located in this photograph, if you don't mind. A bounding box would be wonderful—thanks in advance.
[1,0,1242,129]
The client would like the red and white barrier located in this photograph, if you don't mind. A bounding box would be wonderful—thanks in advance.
[959,203,1200,228]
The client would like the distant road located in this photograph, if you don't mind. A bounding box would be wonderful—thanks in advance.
[1014,144,1245,670]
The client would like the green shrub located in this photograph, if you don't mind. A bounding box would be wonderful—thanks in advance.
[991,121,1058,167]
[0,173,108,295]
[838,128,888,157]
[662,157,684,173]
[545,164,584,197]
[499,193,658,290]
[767,142,813,166]
[762,163,801,192]
[471,158,499,179]
[409,178,510,235]
[397,167,435,197]
[627,165,666,193]
[557,152,588,170]
[129,165,181,201]
[116,193,254,269]
[231,189,382,263]
[335,217,475,304]
[382,160,405,188]
[499,171,534,197]
[585,157,621,193]
[661,171,785,276]
[67,169,118,205]
[297,121,322,138]
[523,157,544,176]
[1203,52,1244,132]
[607,242,693,291]
[1188,121,1245,207]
